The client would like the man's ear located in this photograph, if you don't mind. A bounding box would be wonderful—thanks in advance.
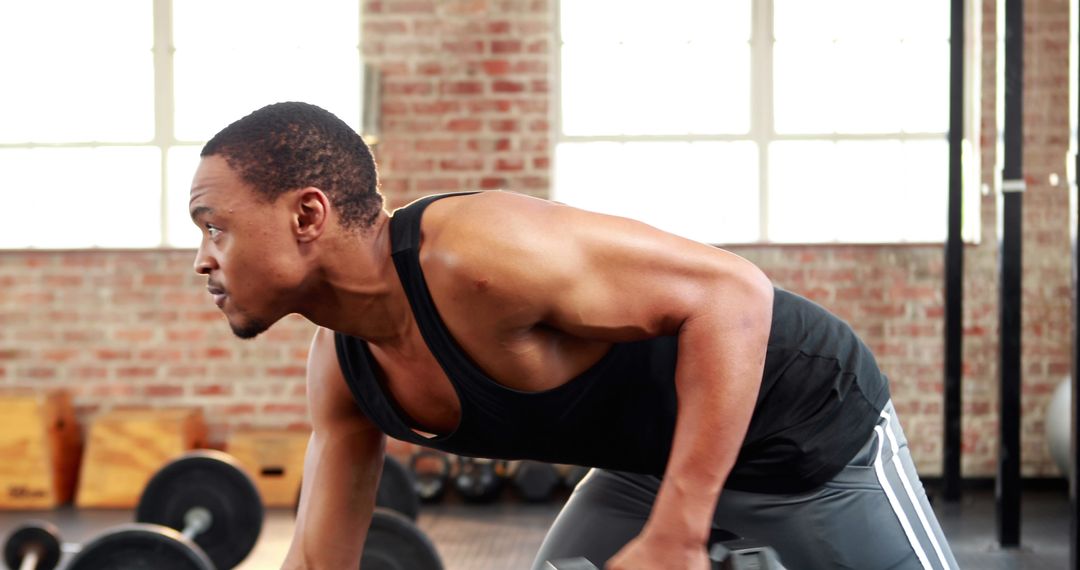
[294,187,330,243]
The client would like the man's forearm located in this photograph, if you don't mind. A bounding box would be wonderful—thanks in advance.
[644,288,772,545]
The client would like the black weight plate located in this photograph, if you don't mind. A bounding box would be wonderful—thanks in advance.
[67,523,213,570]
[136,450,263,570]
[361,508,443,570]
[3,521,61,570]
[376,455,420,520]
[409,450,451,503]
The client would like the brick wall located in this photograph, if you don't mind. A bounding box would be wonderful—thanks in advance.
[0,0,1074,477]
[362,0,551,208]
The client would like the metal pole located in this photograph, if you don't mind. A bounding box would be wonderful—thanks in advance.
[943,0,966,503]
[997,0,1024,548]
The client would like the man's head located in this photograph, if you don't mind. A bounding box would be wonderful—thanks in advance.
[190,102,383,339]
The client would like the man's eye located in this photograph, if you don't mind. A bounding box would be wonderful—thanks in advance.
[206,225,221,238]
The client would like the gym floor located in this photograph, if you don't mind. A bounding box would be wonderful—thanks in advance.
[0,487,1067,569]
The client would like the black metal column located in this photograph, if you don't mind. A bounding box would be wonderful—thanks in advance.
[943,0,965,503]
[1071,12,1080,564]
[997,0,1024,548]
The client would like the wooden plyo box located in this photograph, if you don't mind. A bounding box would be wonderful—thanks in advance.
[76,408,207,508]
[227,429,310,507]
[0,389,81,510]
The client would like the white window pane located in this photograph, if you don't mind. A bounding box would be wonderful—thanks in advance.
[166,146,205,248]
[173,0,358,49]
[773,42,837,134]
[554,142,759,244]
[831,0,904,40]
[776,0,942,41]
[173,0,360,141]
[831,41,904,133]
[0,148,161,249]
[562,43,749,136]
[898,0,950,40]
[174,49,361,141]
[562,0,750,44]
[0,1,154,143]
[774,0,843,40]
[768,141,947,243]
[899,41,950,133]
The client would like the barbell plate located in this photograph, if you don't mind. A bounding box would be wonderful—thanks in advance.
[376,455,420,520]
[361,508,443,570]
[3,521,61,570]
[136,450,263,570]
[67,523,213,570]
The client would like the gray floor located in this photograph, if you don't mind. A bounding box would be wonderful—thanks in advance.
[0,488,1070,569]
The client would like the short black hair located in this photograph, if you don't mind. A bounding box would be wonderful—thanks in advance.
[202,102,382,231]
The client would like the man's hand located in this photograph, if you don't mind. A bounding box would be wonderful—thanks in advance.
[605,528,710,570]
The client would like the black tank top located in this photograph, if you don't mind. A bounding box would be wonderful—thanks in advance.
[335,193,891,493]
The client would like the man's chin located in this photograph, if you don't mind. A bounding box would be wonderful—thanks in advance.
[229,318,271,340]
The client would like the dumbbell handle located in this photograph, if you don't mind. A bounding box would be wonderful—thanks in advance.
[18,547,39,570]
[13,509,210,570]
[181,507,213,541]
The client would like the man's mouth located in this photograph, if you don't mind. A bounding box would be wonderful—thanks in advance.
[207,286,226,308]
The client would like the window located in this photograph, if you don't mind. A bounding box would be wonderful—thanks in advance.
[0,0,362,249]
[554,0,981,244]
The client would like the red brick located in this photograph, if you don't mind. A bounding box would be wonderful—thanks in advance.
[263,403,308,415]
[492,40,522,54]
[415,139,461,152]
[118,366,158,379]
[416,62,444,75]
[442,40,485,55]
[493,80,526,93]
[413,101,461,115]
[495,158,525,172]
[417,178,464,192]
[267,366,306,378]
[384,0,435,13]
[490,119,519,133]
[481,60,512,75]
[441,81,484,96]
[195,384,233,396]
[440,157,484,171]
[447,118,483,133]
[385,80,434,96]
[44,275,83,287]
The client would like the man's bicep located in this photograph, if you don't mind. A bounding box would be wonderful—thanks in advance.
[306,327,373,429]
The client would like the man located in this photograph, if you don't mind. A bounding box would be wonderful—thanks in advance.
[190,102,958,569]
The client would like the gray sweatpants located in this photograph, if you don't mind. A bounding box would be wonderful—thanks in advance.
[532,400,959,570]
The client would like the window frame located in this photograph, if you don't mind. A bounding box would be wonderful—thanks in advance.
[0,0,365,250]
[552,0,983,245]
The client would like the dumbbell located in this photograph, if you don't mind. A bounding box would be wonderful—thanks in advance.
[296,455,421,520]
[3,522,63,570]
[545,534,786,570]
[362,508,444,570]
[2,517,220,570]
[67,449,264,570]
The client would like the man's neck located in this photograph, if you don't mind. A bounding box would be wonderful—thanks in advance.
[298,213,414,343]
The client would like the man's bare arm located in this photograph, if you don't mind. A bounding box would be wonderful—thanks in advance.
[283,327,386,569]
[445,194,774,562]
